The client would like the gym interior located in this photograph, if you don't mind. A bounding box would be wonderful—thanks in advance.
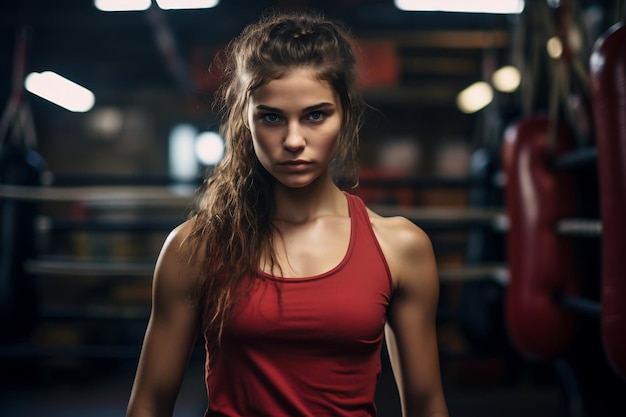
[1,1,625,416]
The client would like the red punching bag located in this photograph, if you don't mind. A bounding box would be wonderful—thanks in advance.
[590,22,626,380]
[503,116,579,359]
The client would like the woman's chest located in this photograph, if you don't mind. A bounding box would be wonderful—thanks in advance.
[264,217,352,278]
[227,269,390,350]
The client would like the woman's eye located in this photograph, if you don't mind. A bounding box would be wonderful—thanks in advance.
[307,111,325,121]
[262,113,281,123]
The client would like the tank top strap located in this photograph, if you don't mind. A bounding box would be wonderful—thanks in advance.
[345,191,368,223]
[344,191,393,293]
[344,191,377,243]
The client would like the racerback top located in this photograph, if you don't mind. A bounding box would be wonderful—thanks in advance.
[204,192,393,417]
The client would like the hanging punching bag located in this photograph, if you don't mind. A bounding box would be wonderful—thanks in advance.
[503,116,580,359]
[589,22,626,380]
[0,141,45,342]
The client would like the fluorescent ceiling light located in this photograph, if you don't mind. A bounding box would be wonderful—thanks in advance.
[395,0,525,14]
[169,124,199,181]
[94,0,151,12]
[546,36,563,59]
[492,65,521,92]
[25,71,95,112]
[156,0,219,10]
[196,131,225,165]
[456,81,493,113]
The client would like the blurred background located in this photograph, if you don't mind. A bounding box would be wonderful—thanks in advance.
[1,0,626,416]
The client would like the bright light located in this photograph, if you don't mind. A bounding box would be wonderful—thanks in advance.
[590,50,605,73]
[155,0,219,10]
[25,71,95,112]
[169,124,199,182]
[395,0,524,13]
[196,131,224,165]
[86,107,124,139]
[492,65,521,92]
[547,36,563,59]
[456,81,493,113]
[94,0,151,12]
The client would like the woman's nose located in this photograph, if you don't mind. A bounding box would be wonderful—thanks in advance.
[283,121,306,152]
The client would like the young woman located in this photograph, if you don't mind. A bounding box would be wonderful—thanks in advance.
[126,11,448,417]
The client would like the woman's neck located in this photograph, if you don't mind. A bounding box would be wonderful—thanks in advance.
[272,175,346,224]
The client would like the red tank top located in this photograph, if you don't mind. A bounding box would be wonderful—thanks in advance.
[204,192,393,417]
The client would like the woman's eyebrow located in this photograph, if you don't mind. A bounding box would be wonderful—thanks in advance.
[255,104,283,113]
[303,102,335,112]
[255,102,335,114]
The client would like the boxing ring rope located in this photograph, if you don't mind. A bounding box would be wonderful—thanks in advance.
[23,258,155,277]
[556,218,602,237]
[36,217,180,233]
[2,182,602,284]
[1,183,602,239]
[23,258,509,285]
[25,265,509,321]
[355,176,474,189]
[438,265,508,285]
[553,292,601,318]
[551,146,598,170]
[0,344,143,359]
[41,305,150,321]
[0,184,194,205]
[0,182,608,358]
[0,176,483,204]
[369,205,509,231]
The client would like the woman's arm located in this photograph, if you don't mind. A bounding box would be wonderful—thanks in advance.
[373,216,449,417]
[126,223,201,417]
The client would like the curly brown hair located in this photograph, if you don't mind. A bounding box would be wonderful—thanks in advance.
[183,10,366,347]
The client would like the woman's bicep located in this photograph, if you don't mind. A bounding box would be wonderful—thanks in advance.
[127,226,201,417]
[384,224,448,417]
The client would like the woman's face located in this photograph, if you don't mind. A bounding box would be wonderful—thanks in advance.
[247,67,342,189]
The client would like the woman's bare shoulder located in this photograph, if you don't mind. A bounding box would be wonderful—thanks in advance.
[162,219,206,258]
[167,219,194,244]
[366,207,436,289]
[157,221,191,262]
[366,207,431,254]
[153,220,203,293]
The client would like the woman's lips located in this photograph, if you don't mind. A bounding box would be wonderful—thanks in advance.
[279,160,312,172]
